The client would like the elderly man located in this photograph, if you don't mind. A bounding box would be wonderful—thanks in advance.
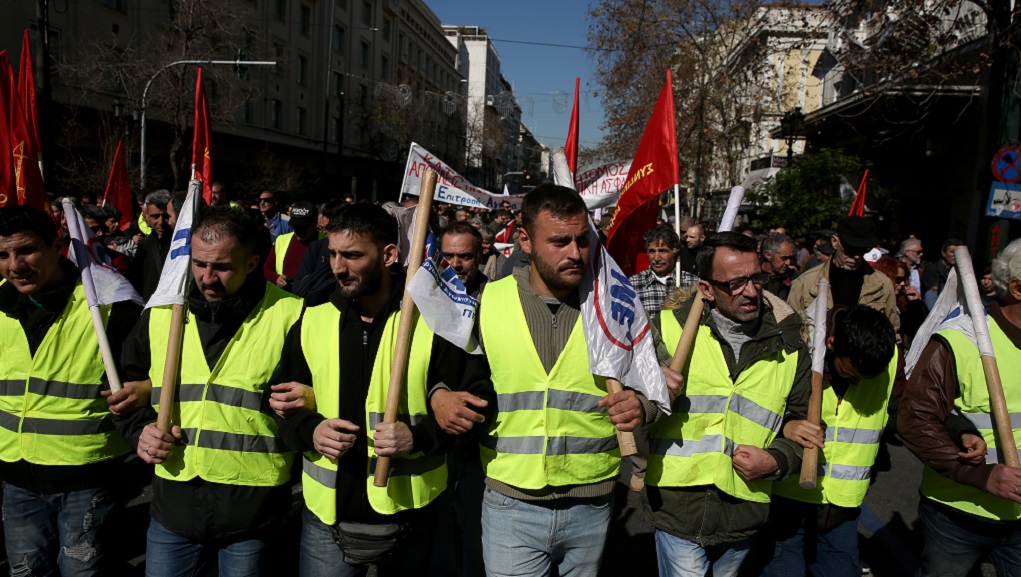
[760,233,798,300]
[899,238,1021,576]
[127,189,172,300]
[441,221,487,297]
[649,232,810,577]
[0,206,145,576]
[789,216,900,340]
[629,224,697,321]
[898,237,924,292]
[118,207,303,576]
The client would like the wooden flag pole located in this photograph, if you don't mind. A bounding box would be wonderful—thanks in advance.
[373,170,437,487]
[799,278,829,489]
[156,305,186,433]
[955,246,1019,468]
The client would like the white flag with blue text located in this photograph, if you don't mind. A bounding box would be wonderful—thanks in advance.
[63,200,143,307]
[145,181,199,309]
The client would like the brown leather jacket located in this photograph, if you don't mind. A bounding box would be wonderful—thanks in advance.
[897,302,1021,491]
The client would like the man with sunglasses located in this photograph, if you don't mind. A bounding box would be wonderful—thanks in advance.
[788,216,900,340]
[648,232,810,577]
[258,191,291,243]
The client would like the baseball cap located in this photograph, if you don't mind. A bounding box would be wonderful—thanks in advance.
[289,201,317,228]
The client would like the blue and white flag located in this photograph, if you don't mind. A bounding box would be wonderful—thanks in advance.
[400,206,480,353]
[146,181,199,309]
[905,268,978,377]
[62,199,142,307]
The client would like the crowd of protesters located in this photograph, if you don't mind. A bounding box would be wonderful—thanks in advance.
[0,180,1018,577]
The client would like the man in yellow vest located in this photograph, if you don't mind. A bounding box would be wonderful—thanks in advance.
[116,206,303,576]
[264,200,323,291]
[650,232,810,577]
[899,238,1021,576]
[476,184,649,577]
[747,305,897,576]
[270,203,493,576]
[0,206,146,576]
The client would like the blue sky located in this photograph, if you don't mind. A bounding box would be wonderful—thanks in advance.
[427,0,606,150]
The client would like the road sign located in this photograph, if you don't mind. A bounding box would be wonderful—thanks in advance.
[986,181,1021,221]
[992,146,1021,183]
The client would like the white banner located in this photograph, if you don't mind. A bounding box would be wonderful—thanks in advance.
[146,181,200,309]
[575,160,631,209]
[399,142,526,211]
[63,200,143,307]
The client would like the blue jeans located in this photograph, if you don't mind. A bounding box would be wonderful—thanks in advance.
[754,498,861,577]
[2,482,115,577]
[654,530,750,577]
[916,498,1021,577]
[480,486,613,577]
[145,518,265,577]
[299,506,437,577]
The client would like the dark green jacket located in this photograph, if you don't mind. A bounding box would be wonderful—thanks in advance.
[645,290,811,546]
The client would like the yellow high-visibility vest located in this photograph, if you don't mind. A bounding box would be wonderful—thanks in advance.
[300,302,445,523]
[149,283,302,486]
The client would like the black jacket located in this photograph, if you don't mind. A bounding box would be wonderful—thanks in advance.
[291,236,335,307]
[116,275,292,541]
[128,231,171,301]
[0,258,140,493]
[273,274,494,525]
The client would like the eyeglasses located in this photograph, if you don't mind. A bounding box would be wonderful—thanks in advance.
[706,272,771,295]
[259,197,275,203]
[895,276,907,283]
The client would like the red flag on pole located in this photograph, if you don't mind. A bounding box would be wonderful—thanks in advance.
[103,140,133,231]
[0,51,45,211]
[192,67,213,204]
[605,70,679,276]
[848,168,869,216]
[565,77,580,175]
[18,30,41,162]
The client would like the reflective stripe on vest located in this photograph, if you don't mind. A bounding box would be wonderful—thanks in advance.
[149,283,302,487]
[478,276,619,491]
[299,302,446,524]
[773,348,896,508]
[648,309,798,503]
[0,281,128,465]
[920,321,1021,521]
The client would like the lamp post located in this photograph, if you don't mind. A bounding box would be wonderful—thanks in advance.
[139,59,276,189]
[780,107,805,165]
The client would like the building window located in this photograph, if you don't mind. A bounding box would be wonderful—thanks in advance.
[101,0,124,10]
[298,55,308,85]
[359,84,367,106]
[330,117,340,142]
[271,99,282,129]
[274,0,286,20]
[362,0,372,26]
[360,42,369,68]
[273,43,284,77]
[300,4,311,35]
[333,72,344,96]
[333,25,345,52]
[243,101,255,123]
[382,17,392,43]
[336,0,347,10]
[296,107,307,135]
[380,55,389,79]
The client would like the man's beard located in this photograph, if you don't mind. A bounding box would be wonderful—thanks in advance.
[532,251,584,293]
[337,264,383,300]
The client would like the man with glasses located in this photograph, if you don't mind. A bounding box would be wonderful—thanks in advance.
[258,191,291,243]
[788,216,900,340]
[761,233,798,300]
[898,237,924,292]
[649,232,810,577]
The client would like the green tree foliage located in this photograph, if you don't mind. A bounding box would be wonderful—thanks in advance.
[747,148,891,238]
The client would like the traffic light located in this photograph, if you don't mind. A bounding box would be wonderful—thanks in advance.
[524,168,530,181]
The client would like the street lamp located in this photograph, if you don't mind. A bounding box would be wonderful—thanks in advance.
[780,107,805,165]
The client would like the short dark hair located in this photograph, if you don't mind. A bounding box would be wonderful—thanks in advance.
[942,238,965,253]
[520,184,587,233]
[696,232,758,279]
[830,305,896,379]
[440,221,482,256]
[320,199,346,220]
[104,205,123,222]
[643,224,680,251]
[325,203,398,249]
[191,205,260,257]
[170,190,192,217]
[492,208,511,220]
[79,204,106,223]
[0,206,58,246]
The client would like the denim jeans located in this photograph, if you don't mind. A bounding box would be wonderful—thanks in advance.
[752,498,861,577]
[2,482,115,577]
[916,498,1021,577]
[654,529,750,577]
[299,506,437,577]
[145,518,265,577]
[480,486,613,577]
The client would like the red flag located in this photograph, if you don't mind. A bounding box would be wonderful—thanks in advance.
[848,169,869,216]
[103,140,133,230]
[18,30,41,161]
[605,70,679,276]
[192,67,213,204]
[0,51,45,211]
[495,220,515,257]
[565,77,580,174]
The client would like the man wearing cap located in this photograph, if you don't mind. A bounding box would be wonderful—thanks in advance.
[788,216,900,339]
[264,201,324,292]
